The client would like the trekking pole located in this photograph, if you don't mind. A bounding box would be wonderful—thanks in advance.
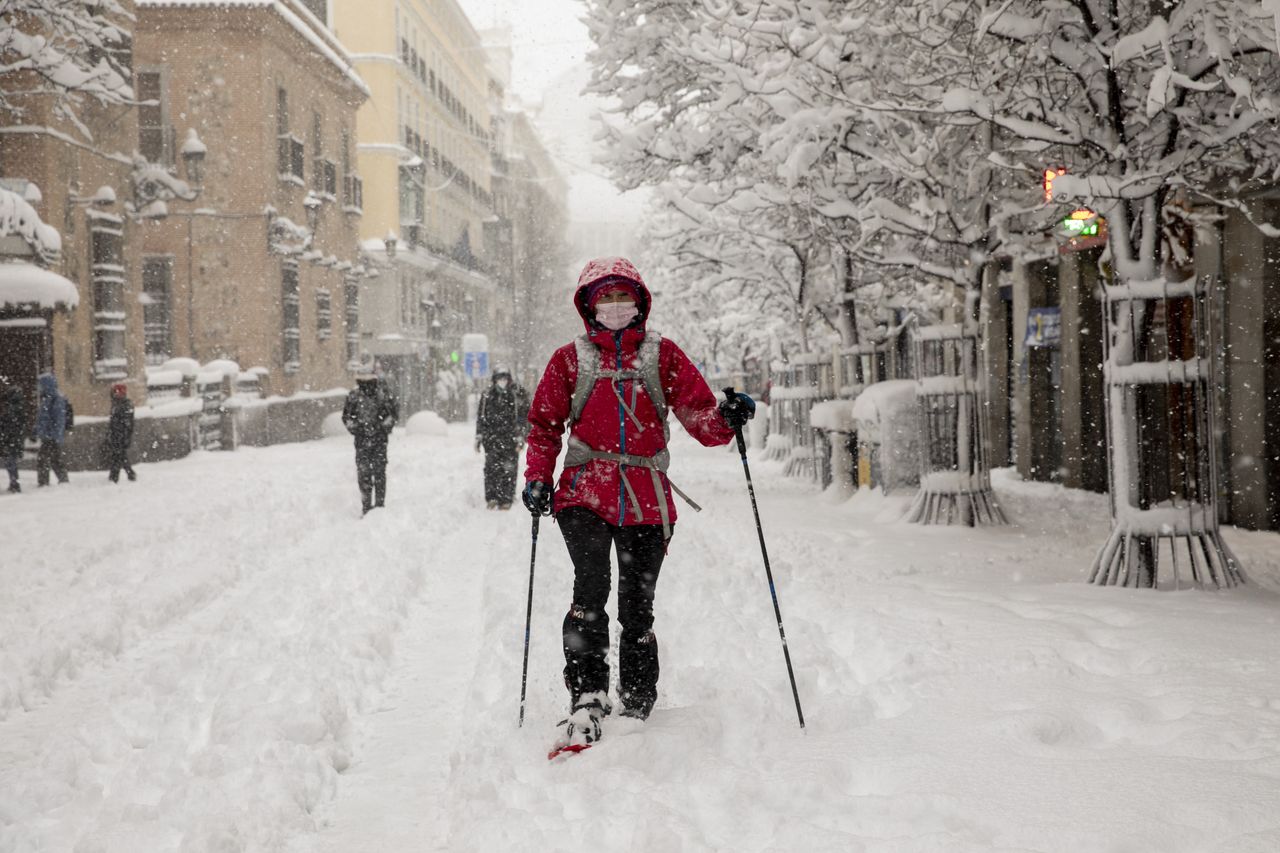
[723,387,805,730]
[518,514,539,728]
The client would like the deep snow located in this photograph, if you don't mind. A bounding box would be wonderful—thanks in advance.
[2,423,1280,852]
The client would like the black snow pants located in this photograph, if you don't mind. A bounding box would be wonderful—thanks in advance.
[36,439,68,486]
[355,435,388,512]
[483,446,518,505]
[106,445,134,481]
[558,506,668,714]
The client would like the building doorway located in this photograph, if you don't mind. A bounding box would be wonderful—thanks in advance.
[0,321,49,431]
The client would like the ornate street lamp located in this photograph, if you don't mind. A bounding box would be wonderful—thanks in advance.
[181,129,207,187]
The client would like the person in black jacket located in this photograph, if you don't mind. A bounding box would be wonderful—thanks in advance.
[474,367,529,509]
[105,383,137,483]
[342,369,399,515]
[1,381,28,493]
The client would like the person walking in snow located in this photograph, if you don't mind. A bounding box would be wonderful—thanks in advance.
[342,368,399,515]
[1,381,28,493]
[35,373,70,487]
[105,383,136,483]
[522,256,756,751]
[475,367,529,509]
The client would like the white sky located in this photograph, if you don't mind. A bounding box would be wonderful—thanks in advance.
[455,0,591,105]
[457,0,647,238]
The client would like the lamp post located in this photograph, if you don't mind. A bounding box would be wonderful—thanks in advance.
[179,131,206,357]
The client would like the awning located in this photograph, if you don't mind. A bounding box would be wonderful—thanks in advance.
[0,261,79,309]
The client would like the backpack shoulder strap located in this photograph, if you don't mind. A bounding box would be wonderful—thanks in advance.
[638,330,667,422]
[569,331,667,426]
[569,335,599,425]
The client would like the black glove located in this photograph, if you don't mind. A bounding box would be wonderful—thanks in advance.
[522,480,553,516]
[718,391,756,429]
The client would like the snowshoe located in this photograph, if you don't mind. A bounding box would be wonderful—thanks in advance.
[617,702,652,721]
[548,691,612,760]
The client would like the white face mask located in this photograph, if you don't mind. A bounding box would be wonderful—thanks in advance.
[496,378,510,389]
[595,300,638,331]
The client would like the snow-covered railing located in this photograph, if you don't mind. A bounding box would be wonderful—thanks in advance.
[769,385,824,401]
[1090,275,1241,589]
[906,325,1006,526]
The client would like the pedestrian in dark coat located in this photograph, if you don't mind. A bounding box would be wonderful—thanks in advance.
[474,367,529,509]
[1,382,28,493]
[105,383,136,483]
[522,256,755,752]
[342,370,399,515]
[34,373,69,487]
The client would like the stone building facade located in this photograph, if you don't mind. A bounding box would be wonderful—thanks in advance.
[133,0,368,399]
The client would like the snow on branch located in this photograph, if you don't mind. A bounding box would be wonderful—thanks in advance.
[0,0,136,139]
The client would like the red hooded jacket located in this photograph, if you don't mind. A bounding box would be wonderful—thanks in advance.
[524,257,735,527]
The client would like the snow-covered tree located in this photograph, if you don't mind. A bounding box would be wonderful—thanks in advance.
[0,0,135,140]
[582,0,856,355]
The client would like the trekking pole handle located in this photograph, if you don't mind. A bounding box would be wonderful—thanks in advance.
[722,387,748,454]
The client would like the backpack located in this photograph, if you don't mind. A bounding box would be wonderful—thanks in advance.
[569,330,666,429]
[564,329,703,540]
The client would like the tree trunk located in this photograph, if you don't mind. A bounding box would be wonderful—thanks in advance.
[1089,276,1243,588]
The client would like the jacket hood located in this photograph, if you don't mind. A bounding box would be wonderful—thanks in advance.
[38,374,58,395]
[573,256,651,333]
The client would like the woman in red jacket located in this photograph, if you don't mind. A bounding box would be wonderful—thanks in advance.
[522,256,755,750]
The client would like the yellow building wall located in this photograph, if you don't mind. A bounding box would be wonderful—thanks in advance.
[334,0,492,258]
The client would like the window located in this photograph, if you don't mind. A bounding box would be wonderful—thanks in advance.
[344,277,360,367]
[278,134,304,182]
[276,88,304,182]
[276,87,289,136]
[137,71,171,165]
[90,213,128,379]
[282,260,300,372]
[290,137,305,181]
[324,160,337,197]
[399,162,423,231]
[142,256,173,365]
[316,289,331,340]
[343,174,363,212]
[311,111,325,193]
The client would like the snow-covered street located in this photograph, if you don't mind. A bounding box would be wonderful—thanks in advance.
[4,425,1280,852]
